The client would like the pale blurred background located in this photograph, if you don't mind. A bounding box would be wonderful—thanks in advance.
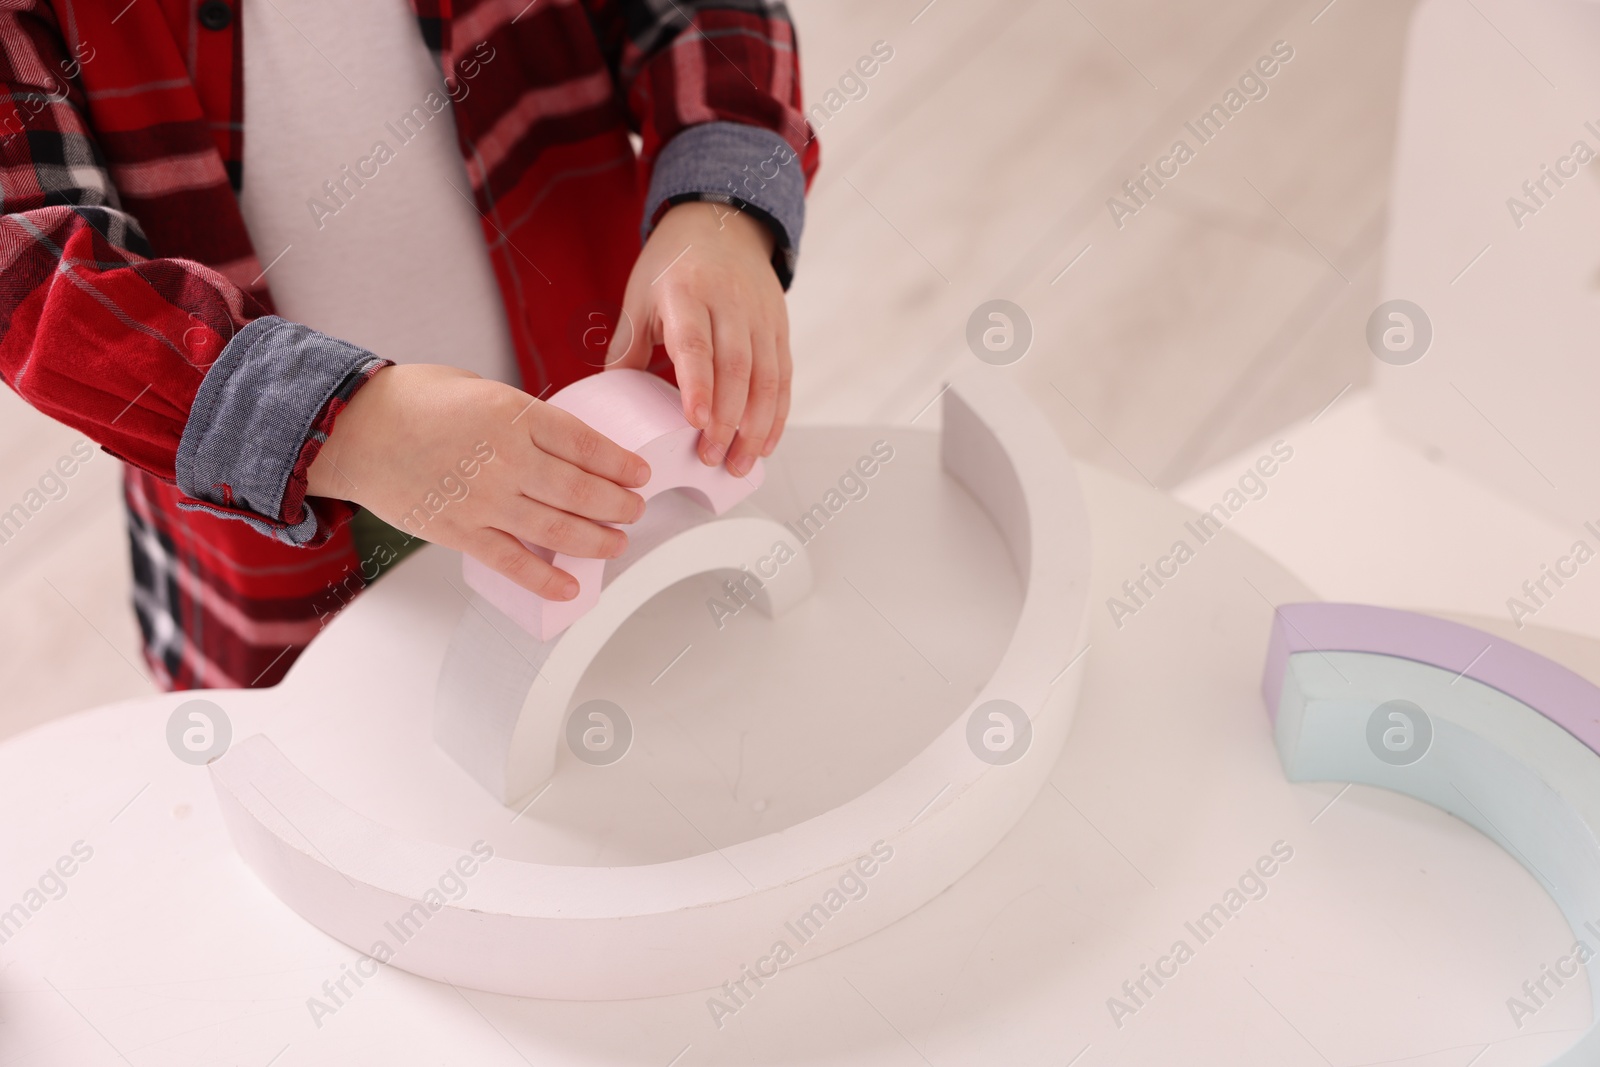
[0,0,1424,733]
[14,0,1597,737]
[11,8,1600,1063]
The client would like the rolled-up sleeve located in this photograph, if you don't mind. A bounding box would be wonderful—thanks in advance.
[588,0,820,287]
[175,316,390,546]
[641,120,808,287]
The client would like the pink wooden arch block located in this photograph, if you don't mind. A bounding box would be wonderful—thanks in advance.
[462,369,763,640]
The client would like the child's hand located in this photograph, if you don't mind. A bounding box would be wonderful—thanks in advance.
[606,201,790,477]
[306,364,651,600]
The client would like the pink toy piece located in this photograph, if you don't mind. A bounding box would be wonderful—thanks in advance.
[462,369,763,640]
[1261,602,1600,752]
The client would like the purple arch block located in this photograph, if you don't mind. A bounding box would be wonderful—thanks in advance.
[1262,602,1600,753]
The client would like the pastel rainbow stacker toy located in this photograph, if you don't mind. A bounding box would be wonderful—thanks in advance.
[1264,602,1600,1067]
[8,377,1599,1058]
[204,368,1095,999]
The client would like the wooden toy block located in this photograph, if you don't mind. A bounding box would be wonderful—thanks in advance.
[436,494,814,806]
[207,369,1094,1000]
[462,368,764,642]
[1264,603,1600,1067]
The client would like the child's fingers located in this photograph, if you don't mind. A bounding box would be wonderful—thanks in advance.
[501,495,628,559]
[704,312,752,467]
[465,528,582,600]
[763,328,793,457]
[604,297,650,370]
[528,404,651,488]
[661,300,715,432]
[728,332,779,477]
[519,451,645,525]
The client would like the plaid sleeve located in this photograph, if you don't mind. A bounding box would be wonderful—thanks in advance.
[0,5,373,546]
[586,0,820,283]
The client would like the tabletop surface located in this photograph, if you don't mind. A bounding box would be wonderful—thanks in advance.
[0,426,1588,1067]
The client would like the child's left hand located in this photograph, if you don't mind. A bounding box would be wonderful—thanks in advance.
[606,201,790,478]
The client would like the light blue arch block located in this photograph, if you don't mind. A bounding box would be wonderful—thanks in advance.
[1276,648,1600,1065]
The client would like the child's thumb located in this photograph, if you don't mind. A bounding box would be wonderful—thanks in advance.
[603,302,648,370]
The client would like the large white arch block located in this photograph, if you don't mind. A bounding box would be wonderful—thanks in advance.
[207,368,1093,1000]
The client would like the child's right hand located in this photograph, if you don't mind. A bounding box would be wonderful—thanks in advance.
[305,364,651,601]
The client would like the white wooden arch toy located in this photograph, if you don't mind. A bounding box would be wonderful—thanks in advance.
[435,493,814,805]
[444,368,810,805]
[462,368,764,641]
[1264,603,1600,1067]
[207,369,1093,1000]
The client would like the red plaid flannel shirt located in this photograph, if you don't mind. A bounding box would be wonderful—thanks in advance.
[0,0,816,689]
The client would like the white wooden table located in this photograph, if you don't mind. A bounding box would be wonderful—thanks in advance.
[0,426,1583,1067]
